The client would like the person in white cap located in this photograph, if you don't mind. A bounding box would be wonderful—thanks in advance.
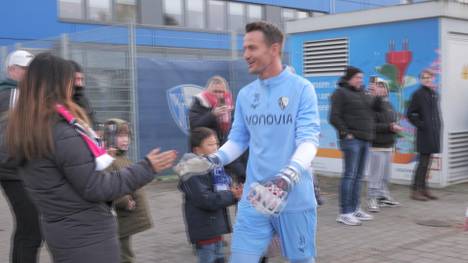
[367,78,403,213]
[0,50,43,262]
[4,50,34,82]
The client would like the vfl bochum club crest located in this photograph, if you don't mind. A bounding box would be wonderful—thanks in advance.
[166,84,204,135]
[278,96,289,110]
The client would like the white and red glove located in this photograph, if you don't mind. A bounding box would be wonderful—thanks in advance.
[248,166,299,216]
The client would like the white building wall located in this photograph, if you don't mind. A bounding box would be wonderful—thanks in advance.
[440,17,468,186]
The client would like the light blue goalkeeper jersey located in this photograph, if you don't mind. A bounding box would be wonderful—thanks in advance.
[227,67,320,212]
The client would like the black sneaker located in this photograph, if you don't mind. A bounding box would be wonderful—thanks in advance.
[378,197,400,207]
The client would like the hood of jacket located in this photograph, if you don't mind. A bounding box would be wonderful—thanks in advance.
[0,78,17,92]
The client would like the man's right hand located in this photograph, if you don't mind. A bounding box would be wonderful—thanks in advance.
[146,148,177,173]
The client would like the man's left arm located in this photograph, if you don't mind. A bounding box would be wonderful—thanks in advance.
[289,82,320,176]
[247,82,320,215]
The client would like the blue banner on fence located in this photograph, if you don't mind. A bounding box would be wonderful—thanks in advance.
[136,58,254,162]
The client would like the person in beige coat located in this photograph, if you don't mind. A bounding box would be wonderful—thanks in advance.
[104,118,153,263]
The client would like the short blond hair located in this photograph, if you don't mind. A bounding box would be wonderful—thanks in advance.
[419,69,435,79]
[206,75,230,91]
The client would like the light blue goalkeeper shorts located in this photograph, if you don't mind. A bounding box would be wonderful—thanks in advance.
[230,202,317,262]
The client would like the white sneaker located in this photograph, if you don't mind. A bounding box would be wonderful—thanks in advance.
[336,213,362,226]
[354,209,374,221]
[367,198,380,213]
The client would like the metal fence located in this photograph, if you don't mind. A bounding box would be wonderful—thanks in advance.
[0,24,249,161]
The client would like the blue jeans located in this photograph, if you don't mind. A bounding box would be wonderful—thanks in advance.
[196,240,225,263]
[339,138,370,214]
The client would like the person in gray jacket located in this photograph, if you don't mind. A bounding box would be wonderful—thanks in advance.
[0,50,43,263]
[3,53,177,263]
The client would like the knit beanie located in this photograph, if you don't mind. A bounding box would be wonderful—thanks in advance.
[342,66,363,81]
[376,78,390,92]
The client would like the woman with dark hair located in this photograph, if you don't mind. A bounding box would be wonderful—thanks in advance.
[5,53,177,263]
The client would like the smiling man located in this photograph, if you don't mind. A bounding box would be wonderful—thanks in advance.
[205,21,320,263]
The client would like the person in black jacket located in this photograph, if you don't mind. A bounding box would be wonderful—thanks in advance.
[4,53,177,263]
[330,66,383,226]
[69,60,95,125]
[179,127,242,263]
[366,79,403,212]
[0,50,43,263]
[406,69,442,201]
[189,76,247,186]
[189,76,233,143]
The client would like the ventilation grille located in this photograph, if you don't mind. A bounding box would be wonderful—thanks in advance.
[303,38,348,77]
[447,131,468,183]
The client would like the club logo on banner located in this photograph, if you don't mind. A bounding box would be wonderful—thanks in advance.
[166,84,204,135]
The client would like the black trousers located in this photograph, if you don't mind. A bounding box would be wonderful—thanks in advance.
[1,180,43,263]
[412,153,432,191]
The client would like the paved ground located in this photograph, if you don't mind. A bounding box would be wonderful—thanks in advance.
[1,175,467,263]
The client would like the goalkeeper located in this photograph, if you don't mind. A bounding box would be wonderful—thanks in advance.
[210,21,320,263]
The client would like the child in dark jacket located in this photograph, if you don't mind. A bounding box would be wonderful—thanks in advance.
[179,127,242,263]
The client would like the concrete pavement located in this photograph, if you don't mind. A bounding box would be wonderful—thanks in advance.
[0,175,467,262]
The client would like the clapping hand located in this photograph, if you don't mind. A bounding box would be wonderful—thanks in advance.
[146,148,177,173]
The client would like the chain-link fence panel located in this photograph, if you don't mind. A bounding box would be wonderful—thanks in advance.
[2,25,138,159]
[0,22,294,164]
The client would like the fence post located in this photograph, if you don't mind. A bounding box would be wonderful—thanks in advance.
[128,22,139,161]
[230,30,238,60]
[61,33,70,59]
[329,0,336,14]
[229,31,239,102]
[0,46,7,79]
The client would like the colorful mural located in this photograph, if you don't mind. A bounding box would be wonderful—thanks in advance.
[288,18,440,181]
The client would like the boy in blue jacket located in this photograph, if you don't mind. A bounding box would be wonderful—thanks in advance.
[179,127,243,263]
